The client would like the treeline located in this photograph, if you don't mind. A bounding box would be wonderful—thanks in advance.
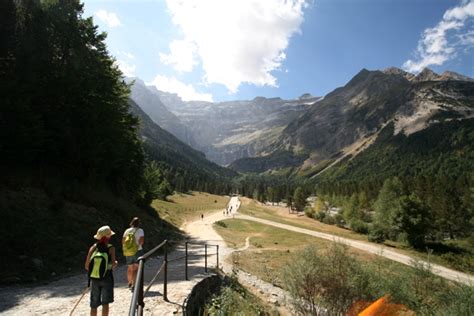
[315,173,473,246]
[313,120,474,248]
[235,120,473,268]
[0,0,223,283]
[232,174,308,204]
[0,0,233,203]
[1,0,145,199]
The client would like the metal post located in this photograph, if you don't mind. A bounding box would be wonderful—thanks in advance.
[216,245,219,270]
[138,265,144,315]
[204,244,208,273]
[185,242,188,281]
[164,241,168,302]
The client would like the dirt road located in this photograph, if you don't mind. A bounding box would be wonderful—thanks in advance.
[183,197,293,314]
[233,203,473,285]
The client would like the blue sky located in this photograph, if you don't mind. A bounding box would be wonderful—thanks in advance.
[83,0,474,102]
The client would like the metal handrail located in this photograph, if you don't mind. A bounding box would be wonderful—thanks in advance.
[128,239,220,316]
[144,261,165,295]
[129,239,168,316]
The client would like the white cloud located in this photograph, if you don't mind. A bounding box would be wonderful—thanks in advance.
[161,0,307,93]
[149,75,213,102]
[95,10,122,28]
[116,60,136,77]
[458,30,474,45]
[403,1,474,73]
[159,40,197,72]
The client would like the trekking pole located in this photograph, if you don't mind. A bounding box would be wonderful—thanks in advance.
[69,279,90,316]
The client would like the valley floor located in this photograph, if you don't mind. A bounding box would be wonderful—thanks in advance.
[1,195,472,315]
[0,196,288,315]
[233,212,473,285]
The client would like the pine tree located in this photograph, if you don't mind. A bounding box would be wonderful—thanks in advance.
[293,187,307,212]
[373,177,404,240]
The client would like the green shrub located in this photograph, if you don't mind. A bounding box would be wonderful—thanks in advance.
[282,243,372,315]
[350,219,369,234]
[368,224,386,243]
[204,275,268,315]
[215,221,227,228]
[304,206,314,218]
[313,211,326,222]
[323,215,336,225]
[282,242,474,315]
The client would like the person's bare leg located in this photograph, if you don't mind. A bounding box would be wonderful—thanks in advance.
[131,264,139,286]
[91,308,97,316]
[102,304,109,316]
[127,265,133,286]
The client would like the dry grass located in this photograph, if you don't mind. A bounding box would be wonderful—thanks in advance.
[152,192,229,227]
[214,219,375,286]
[238,198,474,273]
[239,198,367,241]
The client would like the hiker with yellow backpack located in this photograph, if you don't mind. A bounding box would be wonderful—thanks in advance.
[122,217,145,291]
[84,225,118,316]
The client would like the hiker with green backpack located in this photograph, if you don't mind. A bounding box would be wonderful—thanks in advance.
[122,217,145,291]
[85,225,118,316]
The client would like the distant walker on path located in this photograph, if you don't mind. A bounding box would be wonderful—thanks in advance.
[122,217,145,291]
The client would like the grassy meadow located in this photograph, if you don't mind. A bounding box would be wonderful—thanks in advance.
[239,198,367,240]
[214,219,375,286]
[153,192,230,227]
[239,198,474,273]
[213,218,472,315]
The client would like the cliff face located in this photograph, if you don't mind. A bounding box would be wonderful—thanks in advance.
[127,67,473,174]
[153,90,321,166]
[127,78,196,147]
[230,68,474,174]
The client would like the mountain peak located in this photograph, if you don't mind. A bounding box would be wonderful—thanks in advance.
[383,67,415,80]
[412,68,440,82]
[345,68,373,87]
[298,93,314,100]
[383,67,406,75]
[439,71,474,82]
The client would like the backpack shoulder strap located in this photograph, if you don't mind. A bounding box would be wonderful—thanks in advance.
[90,243,98,254]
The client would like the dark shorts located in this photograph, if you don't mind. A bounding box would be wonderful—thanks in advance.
[90,272,114,308]
[125,249,144,265]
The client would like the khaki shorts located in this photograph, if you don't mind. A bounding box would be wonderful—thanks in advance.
[125,249,144,265]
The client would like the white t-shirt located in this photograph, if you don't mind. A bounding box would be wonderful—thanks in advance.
[123,227,144,251]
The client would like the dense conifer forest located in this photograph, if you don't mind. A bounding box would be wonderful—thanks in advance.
[0,0,231,283]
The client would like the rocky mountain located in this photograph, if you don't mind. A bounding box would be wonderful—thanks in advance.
[128,79,320,166]
[128,99,236,181]
[229,67,474,175]
[126,78,195,146]
[156,91,321,165]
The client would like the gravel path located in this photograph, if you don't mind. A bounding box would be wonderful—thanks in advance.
[0,242,218,315]
[183,197,294,314]
[0,197,292,315]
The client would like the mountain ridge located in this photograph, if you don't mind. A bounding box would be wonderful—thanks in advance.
[229,67,474,174]
[127,67,472,175]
